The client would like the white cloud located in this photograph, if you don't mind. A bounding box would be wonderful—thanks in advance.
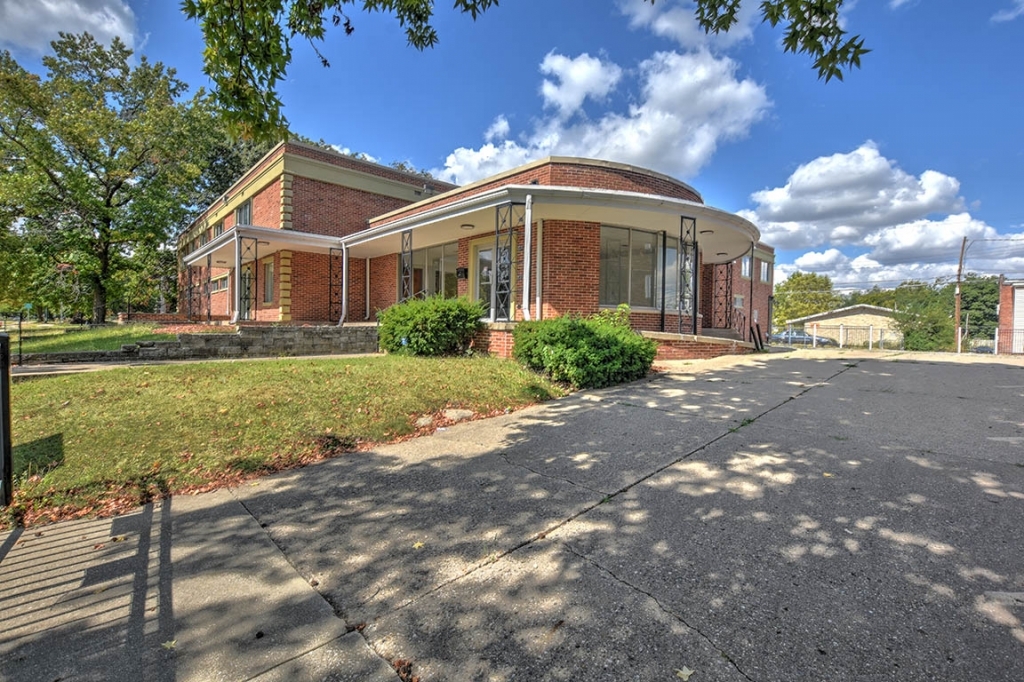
[747,141,963,250]
[540,52,623,119]
[0,0,137,53]
[747,143,1024,288]
[992,1,1024,22]
[619,0,759,50]
[484,115,510,143]
[435,49,769,184]
[889,0,915,8]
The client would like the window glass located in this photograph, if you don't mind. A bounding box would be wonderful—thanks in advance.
[442,242,458,298]
[659,236,681,311]
[235,201,252,227]
[741,256,752,279]
[263,261,274,303]
[733,294,744,309]
[214,222,224,237]
[630,230,657,308]
[760,260,771,283]
[600,226,629,306]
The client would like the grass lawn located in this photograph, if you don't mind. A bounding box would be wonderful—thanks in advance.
[4,355,565,528]
[3,322,172,353]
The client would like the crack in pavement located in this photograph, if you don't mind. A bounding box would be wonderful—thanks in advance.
[561,542,757,682]
[497,451,609,496]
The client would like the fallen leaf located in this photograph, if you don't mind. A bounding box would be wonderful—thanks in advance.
[161,640,176,650]
[110,535,127,542]
[413,541,424,549]
[676,667,695,680]
[823,472,834,478]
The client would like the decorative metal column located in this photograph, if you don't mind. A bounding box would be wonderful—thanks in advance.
[494,202,524,321]
[713,263,733,329]
[678,216,697,335]
[329,246,344,322]
[239,236,258,321]
[205,253,213,323]
[400,230,413,302]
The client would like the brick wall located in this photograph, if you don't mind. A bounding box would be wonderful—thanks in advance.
[369,254,399,314]
[537,219,601,318]
[252,178,281,228]
[644,332,756,360]
[290,176,412,238]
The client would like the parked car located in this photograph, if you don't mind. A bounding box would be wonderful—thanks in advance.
[973,345,995,354]
[769,330,838,347]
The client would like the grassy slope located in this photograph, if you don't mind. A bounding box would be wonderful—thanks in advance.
[5,323,174,353]
[6,355,564,528]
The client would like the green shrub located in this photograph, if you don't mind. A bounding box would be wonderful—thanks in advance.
[513,306,656,389]
[377,295,486,356]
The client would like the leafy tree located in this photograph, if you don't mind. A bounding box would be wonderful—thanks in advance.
[957,275,999,340]
[772,271,842,328]
[183,0,867,140]
[0,33,214,322]
[893,281,954,351]
[844,285,896,310]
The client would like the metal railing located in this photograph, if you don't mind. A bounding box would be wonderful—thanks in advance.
[1,333,12,507]
[995,329,1024,354]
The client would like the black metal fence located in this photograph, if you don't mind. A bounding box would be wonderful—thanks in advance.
[1,333,12,507]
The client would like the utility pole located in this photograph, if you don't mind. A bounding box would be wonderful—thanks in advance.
[955,236,967,354]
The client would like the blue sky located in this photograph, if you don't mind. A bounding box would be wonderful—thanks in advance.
[2,0,1023,290]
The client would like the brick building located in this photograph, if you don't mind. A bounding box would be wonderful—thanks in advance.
[997,277,1024,354]
[179,142,774,356]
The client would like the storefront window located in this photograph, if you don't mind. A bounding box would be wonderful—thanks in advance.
[600,226,681,309]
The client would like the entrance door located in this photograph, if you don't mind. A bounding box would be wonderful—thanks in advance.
[240,268,253,321]
[473,242,512,320]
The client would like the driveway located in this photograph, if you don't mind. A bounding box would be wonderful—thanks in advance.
[2,350,1023,681]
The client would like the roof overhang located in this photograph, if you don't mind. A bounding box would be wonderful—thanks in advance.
[345,185,760,263]
[181,225,342,268]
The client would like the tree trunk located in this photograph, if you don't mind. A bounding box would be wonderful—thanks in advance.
[92,279,106,324]
[92,237,111,324]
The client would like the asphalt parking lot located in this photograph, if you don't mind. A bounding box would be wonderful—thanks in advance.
[2,350,1023,681]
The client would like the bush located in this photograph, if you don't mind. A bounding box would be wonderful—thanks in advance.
[512,306,656,389]
[377,295,486,356]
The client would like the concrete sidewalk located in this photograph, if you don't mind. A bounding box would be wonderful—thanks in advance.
[2,350,1023,681]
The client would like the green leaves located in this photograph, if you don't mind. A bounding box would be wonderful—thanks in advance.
[694,1,869,82]
[0,32,217,321]
[182,0,499,141]
[772,272,843,327]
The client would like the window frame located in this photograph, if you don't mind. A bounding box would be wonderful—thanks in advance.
[235,200,252,227]
[599,225,681,311]
[740,255,752,280]
[760,260,771,283]
[263,260,274,303]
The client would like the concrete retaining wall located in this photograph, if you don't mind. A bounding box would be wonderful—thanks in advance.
[17,326,379,365]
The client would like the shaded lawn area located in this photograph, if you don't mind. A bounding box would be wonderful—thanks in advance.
[5,355,565,528]
[4,322,234,353]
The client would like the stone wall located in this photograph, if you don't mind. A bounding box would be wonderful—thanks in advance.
[17,326,379,365]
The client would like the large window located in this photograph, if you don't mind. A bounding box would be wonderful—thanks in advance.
[409,241,459,299]
[600,226,681,309]
[760,260,771,283]
[741,255,752,279]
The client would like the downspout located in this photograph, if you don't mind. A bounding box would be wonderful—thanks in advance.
[535,220,543,320]
[522,195,533,321]
[365,257,371,320]
[659,230,667,332]
[231,231,241,323]
[748,241,755,342]
[338,242,349,326]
